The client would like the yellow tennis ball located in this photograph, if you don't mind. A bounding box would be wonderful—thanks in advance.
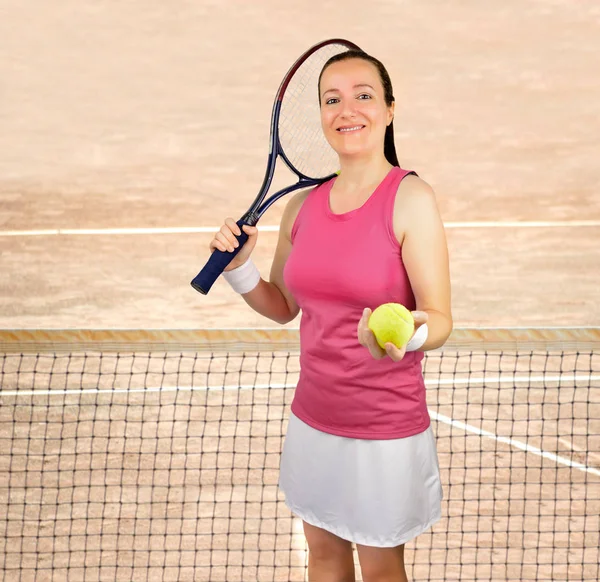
[368,303,415,349]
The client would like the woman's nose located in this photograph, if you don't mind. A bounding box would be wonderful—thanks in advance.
[341,101,357,117]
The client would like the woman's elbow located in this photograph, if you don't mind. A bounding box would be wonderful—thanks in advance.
[272,306,300,326]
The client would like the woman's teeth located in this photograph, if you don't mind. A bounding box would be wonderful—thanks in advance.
[338,125,363,132]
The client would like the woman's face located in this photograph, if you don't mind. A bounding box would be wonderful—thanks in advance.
[319,58,394,160]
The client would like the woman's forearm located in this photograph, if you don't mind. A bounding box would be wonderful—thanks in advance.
[421,310,453,351]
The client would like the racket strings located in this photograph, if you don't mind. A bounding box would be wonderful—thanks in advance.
[279,43,350,179]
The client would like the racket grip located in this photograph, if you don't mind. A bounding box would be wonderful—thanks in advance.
[190,220,251,295]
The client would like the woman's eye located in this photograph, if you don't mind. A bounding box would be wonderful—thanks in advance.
[325,98,340,105]
[357,93,372,100]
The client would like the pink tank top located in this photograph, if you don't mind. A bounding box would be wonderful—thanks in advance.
[283,167,430,440]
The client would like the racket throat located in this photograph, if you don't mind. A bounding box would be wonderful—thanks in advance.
[240,211,260,227]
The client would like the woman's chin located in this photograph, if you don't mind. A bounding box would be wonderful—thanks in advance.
[334,146,372,160]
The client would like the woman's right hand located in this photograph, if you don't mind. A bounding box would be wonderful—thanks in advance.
[208,217,259,271]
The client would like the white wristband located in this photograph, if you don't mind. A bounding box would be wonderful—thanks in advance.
[406,323,428,352]
[222,258,260,294]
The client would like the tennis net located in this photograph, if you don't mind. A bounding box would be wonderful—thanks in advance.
[0,328,598,581]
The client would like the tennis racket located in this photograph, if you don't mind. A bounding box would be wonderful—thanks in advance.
[190,38,361,294]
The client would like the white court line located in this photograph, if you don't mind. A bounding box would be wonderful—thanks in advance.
[1,227,281,236]
[1,220,600,237]
[444,220,600,228]
[0,383,294,396]
[2,375,598,478]
[3,372,598,396]
[558,438,600,463]
[430,410,600,478]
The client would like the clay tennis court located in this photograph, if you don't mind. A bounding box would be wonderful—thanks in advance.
[1,1,599,581]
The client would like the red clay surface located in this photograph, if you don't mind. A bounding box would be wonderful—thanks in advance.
[1,1,599,330]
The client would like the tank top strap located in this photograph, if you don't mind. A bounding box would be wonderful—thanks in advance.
[380,167,417,214]
[376,167,417,247]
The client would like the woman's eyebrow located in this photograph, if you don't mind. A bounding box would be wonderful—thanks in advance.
[321,84,375,97]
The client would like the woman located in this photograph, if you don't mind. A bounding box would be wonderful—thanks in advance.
[209,49,452,582]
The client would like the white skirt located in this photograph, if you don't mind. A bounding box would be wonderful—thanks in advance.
[279,412,443,548]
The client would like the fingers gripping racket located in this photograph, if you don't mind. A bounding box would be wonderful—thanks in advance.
[190,38,361,294]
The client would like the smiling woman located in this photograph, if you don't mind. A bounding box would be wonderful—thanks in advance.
[318,51,399,169]
[208,45,453,582]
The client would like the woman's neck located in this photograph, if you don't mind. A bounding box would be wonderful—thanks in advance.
[334,154,394,196]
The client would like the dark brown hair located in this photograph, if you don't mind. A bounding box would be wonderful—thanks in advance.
[318,50,400,166]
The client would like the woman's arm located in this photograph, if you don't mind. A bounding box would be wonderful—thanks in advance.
[394,175,453,350]
[231,191,308,324]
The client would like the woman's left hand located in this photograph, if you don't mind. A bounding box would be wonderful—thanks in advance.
[358,308,429,362]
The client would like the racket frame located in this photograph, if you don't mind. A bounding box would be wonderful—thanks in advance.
[191,38,361,294]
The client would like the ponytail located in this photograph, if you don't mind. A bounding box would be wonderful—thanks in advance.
[384,120,399,167]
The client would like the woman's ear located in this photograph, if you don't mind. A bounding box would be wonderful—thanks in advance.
[387,101,395,126]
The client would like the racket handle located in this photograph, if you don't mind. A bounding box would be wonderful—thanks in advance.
[190,220,251,295]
